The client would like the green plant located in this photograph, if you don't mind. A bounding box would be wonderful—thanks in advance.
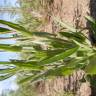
[0,16,96,84]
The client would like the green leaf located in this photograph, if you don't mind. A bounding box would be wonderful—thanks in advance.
[0,73,15,81]
[11,60,44,70]
[0,60,44,70]
[0,68,18,74]
[45,36,74,48]
[32,32,56,37]
[85,55,96,75]
[85,15,96,37]
[0,61,12,64]
[85,15,96,24]
[35,49,65,59]
[0,44,22,52]
[40,46,79,65]
[49,39,76,49]
[66,58,87,69]
[0,20,32,36]
[0,27,11,33]
[18,75,34,84]
[59,32,85,42]
[45,66,74,76]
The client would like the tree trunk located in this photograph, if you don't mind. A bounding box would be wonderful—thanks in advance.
[41,0,90,33]
[35,0,92,96]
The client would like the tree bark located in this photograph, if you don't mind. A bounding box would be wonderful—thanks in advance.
[41,0,90,33]
[35,0,92,96]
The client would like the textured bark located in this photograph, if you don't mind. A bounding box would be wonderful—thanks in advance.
[35,71,91,96]
[41,0,90,33]
[35,0,92,96]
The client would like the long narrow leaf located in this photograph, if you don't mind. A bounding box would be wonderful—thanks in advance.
[0,44,22,52]
[0,60,44,70]
[59,32,85,42]
[32,32,56,37]
[0,73,15,81]
[85,15,96,24]
[0,20,32,36]
[11,60,44,70]
[0,27,11,33]
[40,46,79,64]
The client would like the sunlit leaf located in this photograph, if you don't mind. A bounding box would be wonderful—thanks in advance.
[0,68,18,74]
[85,55,96,75]
[0,60,44,70]
[0,44,22,52]
[11,60,44,70]
[40,46,79,65]
[0,27,11,33]
[85,15,96,24]
[0,73,15,81]
[45,66,74,76]
[0,20,32,36]
[32,32,56,37]
[49,38,76,49]
[59,32,85,42]
[35,49,66,59]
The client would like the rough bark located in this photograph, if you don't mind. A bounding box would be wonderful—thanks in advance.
[35,71,91,96]
[35,0,92,96]
[41,0,90,33]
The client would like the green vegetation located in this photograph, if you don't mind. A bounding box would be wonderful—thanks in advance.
[1,1,96,96]
[0,15,96,86]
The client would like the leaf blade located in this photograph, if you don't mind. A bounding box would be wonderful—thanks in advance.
[40,46,79,64]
